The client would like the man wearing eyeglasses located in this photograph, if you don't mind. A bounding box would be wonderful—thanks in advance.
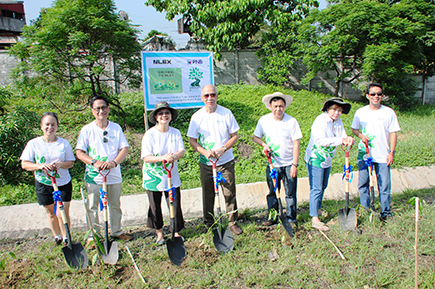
[351,83,400,222]
[187,84,243,235]
[76,95,131,245]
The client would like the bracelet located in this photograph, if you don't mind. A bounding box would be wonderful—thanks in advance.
[292,163,299,168]
[112,160,118,167]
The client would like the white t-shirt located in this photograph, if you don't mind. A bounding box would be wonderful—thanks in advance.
[141,126,185,191]
[20,136,75,186]
[304,112,348,168]
[351,105,400,163]
[254,113,302,168]
[187,105,240,166]
[76,121,129,185]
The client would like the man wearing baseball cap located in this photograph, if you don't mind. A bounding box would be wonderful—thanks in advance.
[253,92,302,228]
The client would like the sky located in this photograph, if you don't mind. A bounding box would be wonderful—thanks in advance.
[23,0,327,49]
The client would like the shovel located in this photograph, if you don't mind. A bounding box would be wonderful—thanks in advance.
[98,169,119,264]
[265,152,294,238]
[163,160,186,266]
[363,140,376,211]
[80,188,104,265]
[44,169,88,269]
[338,145,357,231]
[209,158,234,253]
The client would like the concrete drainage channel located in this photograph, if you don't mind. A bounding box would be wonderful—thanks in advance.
[0,165,434,240]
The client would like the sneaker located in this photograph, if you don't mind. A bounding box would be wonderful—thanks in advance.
[114,233,132,241]
[54,238,62,246]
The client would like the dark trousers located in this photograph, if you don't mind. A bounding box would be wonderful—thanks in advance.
[199,159,238,226]
[146,187,184,232]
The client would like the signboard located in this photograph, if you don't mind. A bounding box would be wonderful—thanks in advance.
[141,51,214,111]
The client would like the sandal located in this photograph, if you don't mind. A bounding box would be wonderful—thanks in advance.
[312,221,329,231]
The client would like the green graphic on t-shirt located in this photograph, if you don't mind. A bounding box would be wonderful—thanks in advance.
[309,143,335,168]
[34,153,60,185]
[143,154,166,191]
[85,146,108,184]
[357,127,375,160]
[198,132,215,164]
[264,134,281,164]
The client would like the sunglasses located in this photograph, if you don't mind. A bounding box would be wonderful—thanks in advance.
[157,111,171,116]
[93,105,108,112]
[103,130,108,143]
[369,93,383,96]
[203,93,217,98]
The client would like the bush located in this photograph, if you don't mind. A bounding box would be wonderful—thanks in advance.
[0,106,38,185]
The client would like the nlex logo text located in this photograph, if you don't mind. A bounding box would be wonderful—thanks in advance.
[153,59,172,64]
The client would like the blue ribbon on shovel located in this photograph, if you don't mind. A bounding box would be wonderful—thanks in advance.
[362,156,374,170]
[214,172,227,190]
[166,187,176,206]
[99,188,106,211]
[52,190,62,216]
[269,168,279,193]
[342,164,354,183]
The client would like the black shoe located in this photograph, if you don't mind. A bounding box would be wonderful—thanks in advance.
[202,225,211,234]
[379,214,393,222]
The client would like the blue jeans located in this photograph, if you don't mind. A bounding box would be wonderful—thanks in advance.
[265,164,297,223]
[357,160,391,218]
[306,163,331,217]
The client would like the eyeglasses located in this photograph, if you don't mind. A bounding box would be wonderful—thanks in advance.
[203,93,217,98]
[157,111,171,116]
[369,93,383,97]
[92,105,108,112]
[103,130,108,143]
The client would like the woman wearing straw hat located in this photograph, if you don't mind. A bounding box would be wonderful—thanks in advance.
[141,101,185,244]
[305,98,354,231]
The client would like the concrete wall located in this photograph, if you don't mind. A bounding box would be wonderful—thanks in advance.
[0,50,17,86]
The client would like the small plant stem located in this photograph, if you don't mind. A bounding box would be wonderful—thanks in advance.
[126,245,147,285]
[318,230,346,260]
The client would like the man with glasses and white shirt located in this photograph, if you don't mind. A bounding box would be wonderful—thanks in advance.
[187,84,243,235]
[76,95,131,246]
[352,83,400,221]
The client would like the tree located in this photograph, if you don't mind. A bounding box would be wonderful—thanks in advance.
[145,0,318,58]
[9,0,142,112]
[295,0,435,105]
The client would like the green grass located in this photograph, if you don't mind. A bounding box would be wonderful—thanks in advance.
[1,84,435,206]
[1,188,434,288]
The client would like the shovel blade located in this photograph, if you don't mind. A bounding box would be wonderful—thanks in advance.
[338,208,357,231]
[166,237,186,266]
[279,215,294,238]
[62,242,88,269]
[212,227,234,253]
[101,241,119,265]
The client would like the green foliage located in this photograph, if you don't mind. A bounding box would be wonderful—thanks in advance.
[0,251,16,271]
[8,0,142,110]
[146,0,318,59]
[0,106,39,185]
[258,0,435,108]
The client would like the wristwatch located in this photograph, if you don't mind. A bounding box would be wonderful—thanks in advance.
[91,159,97,166]
[292,163,299,168]
[389,150,396,155]
[222,146,227,152]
